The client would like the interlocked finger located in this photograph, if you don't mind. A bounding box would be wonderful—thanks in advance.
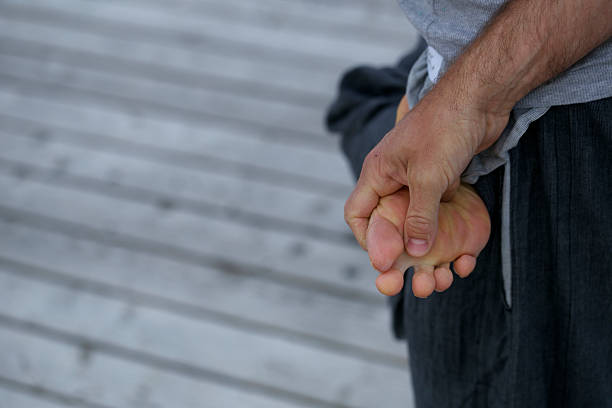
[434,263,453,292]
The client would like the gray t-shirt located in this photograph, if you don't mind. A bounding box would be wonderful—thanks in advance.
[399,0,612,108]
[399,0,612,305]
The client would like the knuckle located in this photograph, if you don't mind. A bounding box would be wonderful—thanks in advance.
[362,151,390,185]
[363,149,382,173]
[406,154,458,192]
[409,168,442,190]
[363,149,379,166]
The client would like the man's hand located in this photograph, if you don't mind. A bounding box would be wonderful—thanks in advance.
[345,0,611,266]
[367,184,491,297]
[345,86,506,261]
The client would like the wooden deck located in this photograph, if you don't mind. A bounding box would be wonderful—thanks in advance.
[0,0,419,406]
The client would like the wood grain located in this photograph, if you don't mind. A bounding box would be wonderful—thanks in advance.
[0,0,418,406]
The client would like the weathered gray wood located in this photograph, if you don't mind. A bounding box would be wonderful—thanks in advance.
[0,15,336,98]
[0,1,346,81]
[0,326,306,408]
[0,221,406,363]
[0,385,77,408]
[0,171,375,298]
[0,78,330,155]
[0,0,417,405]
[140,0,417,44]
[0,30,328,110]
[0,53,338,154]
[0,127,350,236]
[0,53,326,141]
[0,0,408,68]
[216,0,406,18]
[0,90,354,192]
[0,271,414,407]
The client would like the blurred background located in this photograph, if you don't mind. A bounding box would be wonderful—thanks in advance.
[0,0,419,406]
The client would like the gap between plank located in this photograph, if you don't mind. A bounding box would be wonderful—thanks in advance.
[0,35,330,109]
[0,204,380,305]
[0,313,355,408]
[0,72,335,153]
[127,0,410,44]
[0,111,352,199]
[0,256,406,368]
[0,376,117,408]
[0,150,354,246]
[0,3,353,74]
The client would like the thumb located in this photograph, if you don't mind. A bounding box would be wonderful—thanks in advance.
[404,181,442,257]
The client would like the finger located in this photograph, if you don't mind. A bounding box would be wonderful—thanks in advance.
[453,255,477,278]
[412,264,436,298]
[441,178,460,202]
[434,263,453,292]
[366,212,405,272]
[375,268,405,296]
[344,183,378,250]
[344,156,402,250]
[403,180,443,257]
[391,252,416,273]
[395,95,410,124]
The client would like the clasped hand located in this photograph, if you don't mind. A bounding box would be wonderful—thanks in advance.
[344,87,507,297]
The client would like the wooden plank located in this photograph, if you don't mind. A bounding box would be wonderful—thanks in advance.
[0,1,349,78]
[226,0,406,18]
[0,221,406,363]
[0,384,83,408]
[0,126,350,237]
[138,0,417,44]
[0,29,328,110]
[0,53,335,151]
[137,0,408,31]
[0,326,306,408]
[0,0,407,67]
[0,15,336,99]
[0,53,325,141]
[0,170,376,299]
[0,271,414,407]
[0,72,334,153]
[0,86,353,191]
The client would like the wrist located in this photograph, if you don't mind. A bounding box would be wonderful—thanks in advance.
[441,51,518,118]
[424,70,511,153]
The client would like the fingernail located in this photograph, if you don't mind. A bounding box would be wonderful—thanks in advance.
[407,238,429,257]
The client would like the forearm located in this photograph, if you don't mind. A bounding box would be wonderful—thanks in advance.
[440,0,612,117]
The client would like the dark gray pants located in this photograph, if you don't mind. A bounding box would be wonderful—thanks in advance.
[327,49,612,408]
